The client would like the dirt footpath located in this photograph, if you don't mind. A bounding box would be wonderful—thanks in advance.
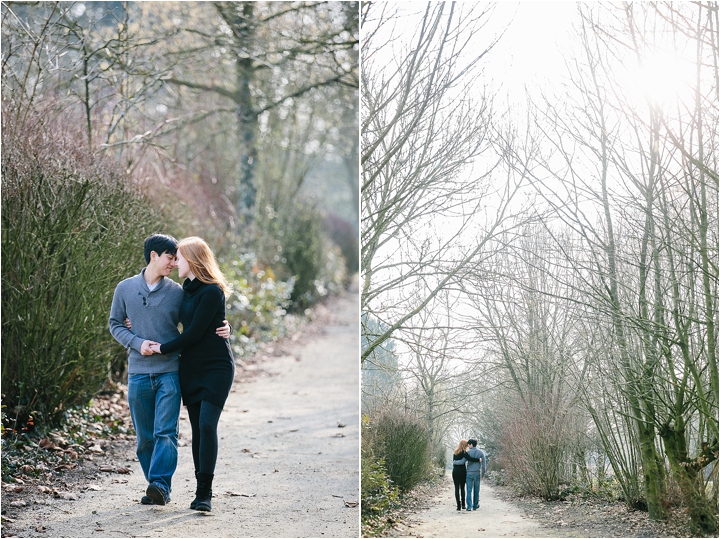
[392,475,554,538]
[4,288,359,538]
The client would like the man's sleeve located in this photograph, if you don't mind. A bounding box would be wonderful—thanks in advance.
[481,450,487,476]
[108,286,144,353]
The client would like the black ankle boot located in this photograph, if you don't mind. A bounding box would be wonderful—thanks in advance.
[190,471,199,509]
[193,472,213,512]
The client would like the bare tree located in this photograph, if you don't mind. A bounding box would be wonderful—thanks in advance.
[158,1,359,219]
[491,2,718,530]
[360,1,527,363]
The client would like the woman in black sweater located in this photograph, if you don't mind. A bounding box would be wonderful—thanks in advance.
[149,237,234,512]
[452,439,480,511]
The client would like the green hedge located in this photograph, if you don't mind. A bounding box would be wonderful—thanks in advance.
[365,409,433,492]
[1,113,161,428]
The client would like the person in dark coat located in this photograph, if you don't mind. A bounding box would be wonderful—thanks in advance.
[148,236,235,512]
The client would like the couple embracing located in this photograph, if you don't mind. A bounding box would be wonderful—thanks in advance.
[108,234,235,512]
[452,438,486,511]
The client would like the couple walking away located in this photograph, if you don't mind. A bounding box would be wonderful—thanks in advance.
[452,439,486,511]
[109,234,235,512]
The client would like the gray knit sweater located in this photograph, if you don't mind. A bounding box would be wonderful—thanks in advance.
[109,269,184,374]
[466,447,486,475]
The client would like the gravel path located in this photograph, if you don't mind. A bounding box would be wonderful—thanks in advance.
[2,288,359,538]
[385,474,693,538]
[389,475,555,538]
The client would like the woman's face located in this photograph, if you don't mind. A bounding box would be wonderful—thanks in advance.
[176,250,192,279]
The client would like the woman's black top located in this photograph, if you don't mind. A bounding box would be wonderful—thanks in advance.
[160,278,235,408]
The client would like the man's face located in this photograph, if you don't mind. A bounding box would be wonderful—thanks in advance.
[151,251,177,276]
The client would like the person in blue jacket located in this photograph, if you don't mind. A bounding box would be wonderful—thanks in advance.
[465,439,486,511]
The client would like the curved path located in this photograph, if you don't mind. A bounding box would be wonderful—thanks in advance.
[395,475,554,538]
[4,288,359,538]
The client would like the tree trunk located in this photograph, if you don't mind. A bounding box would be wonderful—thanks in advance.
[660,421,719,536]
[230,1,257,222]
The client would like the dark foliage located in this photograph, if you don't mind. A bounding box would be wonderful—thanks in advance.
[1,107,162,428]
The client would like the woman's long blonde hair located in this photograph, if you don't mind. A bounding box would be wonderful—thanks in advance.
[178,236,230,297]
[453,439,468,455]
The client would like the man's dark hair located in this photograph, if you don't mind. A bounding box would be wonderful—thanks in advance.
[468,439,477,447]
[144,234,178,264]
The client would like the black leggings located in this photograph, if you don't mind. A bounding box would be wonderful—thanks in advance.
[186,400,223,475]
[452,466,466,507]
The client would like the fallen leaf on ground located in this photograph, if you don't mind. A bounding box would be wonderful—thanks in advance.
[273,468,279,473]
[344,501,359,507]
[115,467,132,474]
[39,438,57,450]
[34,526,46,533]
[86,485,103,491]
[241,448,251,453]
[7,485,23,493]
[332,433,345,438]
[38,486,54,494]
[9,500,27,507]
[54,491,78,500]
[49,433,69,446]
[2,516,16,523]
[99,465,114,472]
[228,492,255,497]
[337,422,346,428]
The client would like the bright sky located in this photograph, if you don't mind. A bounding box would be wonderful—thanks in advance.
[486,1,578,104]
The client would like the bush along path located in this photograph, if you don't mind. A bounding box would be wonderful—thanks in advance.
[383,474,693,538]
[1,286,360,538]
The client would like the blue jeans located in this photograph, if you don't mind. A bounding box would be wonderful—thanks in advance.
[128,372,181,495]
[466,472,481,509]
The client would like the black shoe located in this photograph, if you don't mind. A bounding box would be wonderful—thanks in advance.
[141,495,153,505]
[456,505,461,511]
[146,483,169,506]
[193,472,213,512]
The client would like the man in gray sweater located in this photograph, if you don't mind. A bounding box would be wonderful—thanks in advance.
[465,439,486,511]
[109,234,229,505]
